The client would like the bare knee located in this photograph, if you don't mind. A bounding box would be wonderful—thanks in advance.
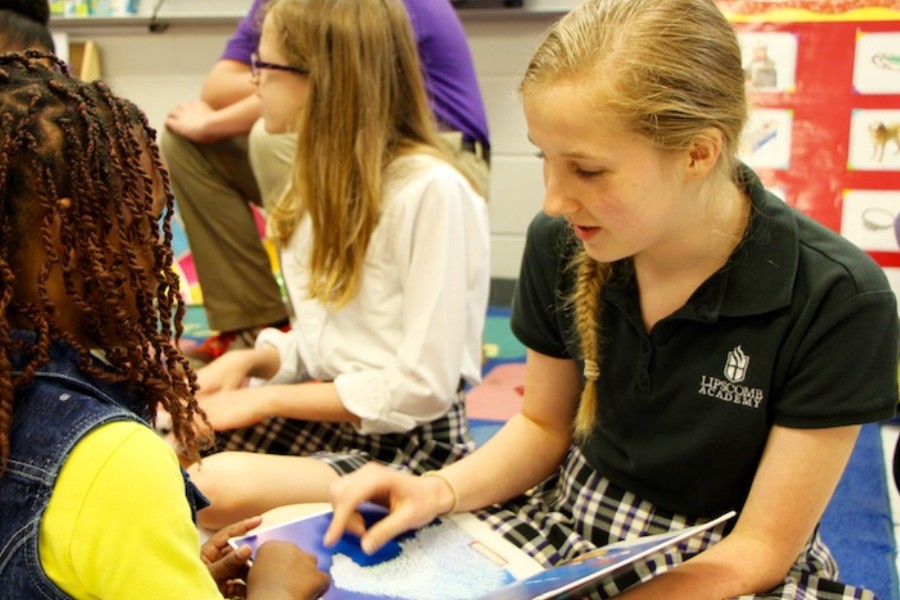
[188,453,251,530]
[187,452,342,530]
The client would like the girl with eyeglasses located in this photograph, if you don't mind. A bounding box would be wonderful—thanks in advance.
[186,0,490,532]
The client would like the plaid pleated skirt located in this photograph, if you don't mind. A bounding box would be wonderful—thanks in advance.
[476,446,875,600]
[216,392,476,475]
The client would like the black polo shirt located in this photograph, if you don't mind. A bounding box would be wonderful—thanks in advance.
[511,167,899,517]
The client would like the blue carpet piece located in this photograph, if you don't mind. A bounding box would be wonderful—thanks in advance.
[468,418,505,447]
[820,423,898,600]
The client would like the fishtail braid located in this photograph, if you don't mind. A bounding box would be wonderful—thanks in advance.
[568,249,611,440]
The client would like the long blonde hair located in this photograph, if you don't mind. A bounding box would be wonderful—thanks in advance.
[266,0,476,307]
[520,0,748,439]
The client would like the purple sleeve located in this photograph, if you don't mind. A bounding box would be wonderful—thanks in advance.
[401,0,490,146]
[220,0,266,65]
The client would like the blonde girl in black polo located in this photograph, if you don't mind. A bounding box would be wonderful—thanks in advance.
[324,1,899,598]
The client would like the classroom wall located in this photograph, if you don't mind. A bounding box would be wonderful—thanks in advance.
[50,1,577,279]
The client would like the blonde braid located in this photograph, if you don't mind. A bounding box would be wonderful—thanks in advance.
[570,249,611,440]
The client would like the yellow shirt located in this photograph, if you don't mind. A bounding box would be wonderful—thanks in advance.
[39,421,223,599]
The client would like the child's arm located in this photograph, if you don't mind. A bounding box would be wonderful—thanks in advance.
[326,349,580,552]
[614,424,860,599]
[198,381,360,432]
[44,424,226,599]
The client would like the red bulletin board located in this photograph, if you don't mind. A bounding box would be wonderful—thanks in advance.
[714,2,900,272]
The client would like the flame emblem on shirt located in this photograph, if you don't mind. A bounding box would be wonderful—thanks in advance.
[724,345,750,383]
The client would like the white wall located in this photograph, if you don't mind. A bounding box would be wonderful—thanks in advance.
[464,12,555,278]
[51,4,576,278]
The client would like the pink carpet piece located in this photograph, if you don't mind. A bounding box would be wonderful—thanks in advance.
[465,363,526,421]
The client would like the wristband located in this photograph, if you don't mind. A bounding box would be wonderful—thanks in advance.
[421,471,460,515]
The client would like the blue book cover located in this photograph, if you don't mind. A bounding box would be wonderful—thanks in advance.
[229,504,734,600]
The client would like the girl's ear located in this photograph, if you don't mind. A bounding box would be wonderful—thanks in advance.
[685,128,724,180]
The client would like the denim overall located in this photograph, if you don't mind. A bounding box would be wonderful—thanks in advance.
[0,332,208,599]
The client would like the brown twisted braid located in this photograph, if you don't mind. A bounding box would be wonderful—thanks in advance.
[0,50,209,475]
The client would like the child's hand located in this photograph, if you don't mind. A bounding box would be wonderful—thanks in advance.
[326,463,446,555]
[195,349,257,397]
[195,345,283,398]
[247,540,331,600]
[201,515,264,593]
[197,388,271,431]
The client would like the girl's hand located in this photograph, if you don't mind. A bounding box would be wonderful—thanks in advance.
[195,350,259,397]
[247,541,331,600]
[202,515,264,592]
[325,463,451,555]
[197,388,271,431]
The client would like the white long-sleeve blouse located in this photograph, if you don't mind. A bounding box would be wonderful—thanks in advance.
[255,154,491,435]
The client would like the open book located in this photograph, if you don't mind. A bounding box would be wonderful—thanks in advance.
[229,504,735,600]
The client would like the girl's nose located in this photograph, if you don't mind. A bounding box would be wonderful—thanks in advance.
[542,169,578,217]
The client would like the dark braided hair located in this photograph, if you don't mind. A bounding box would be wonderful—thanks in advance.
[0,0,54,52]
[0,0,50,25]
[0,50,210,475]
[0,10,54,53]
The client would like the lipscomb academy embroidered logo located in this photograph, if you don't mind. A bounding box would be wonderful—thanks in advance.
[724,345,750,383]
[698,345,764,409]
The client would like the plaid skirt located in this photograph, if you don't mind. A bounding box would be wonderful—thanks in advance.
[476,446,875,600]
[216,392,475,476]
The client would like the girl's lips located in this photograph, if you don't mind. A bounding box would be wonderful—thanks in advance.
[571,223,600,241]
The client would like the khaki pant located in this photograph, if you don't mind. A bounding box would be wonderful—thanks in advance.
[160,119,294,332]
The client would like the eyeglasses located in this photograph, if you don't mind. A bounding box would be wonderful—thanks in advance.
[250,53,309,78]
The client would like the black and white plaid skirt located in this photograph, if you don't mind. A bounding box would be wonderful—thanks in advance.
[216,392,475,475]
[476,446,875,600]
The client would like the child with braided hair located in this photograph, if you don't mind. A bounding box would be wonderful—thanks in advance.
[325,1,899,598]
[0,50,329,599]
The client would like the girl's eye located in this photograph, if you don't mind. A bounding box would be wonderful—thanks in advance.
[574,166,603,178]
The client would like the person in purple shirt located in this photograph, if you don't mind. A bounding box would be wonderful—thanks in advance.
[161,0,490,363]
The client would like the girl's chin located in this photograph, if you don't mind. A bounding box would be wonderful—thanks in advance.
[581,242,625,265]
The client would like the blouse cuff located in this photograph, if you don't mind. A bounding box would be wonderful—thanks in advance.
[334,371,418,435]
[251,327,309,386]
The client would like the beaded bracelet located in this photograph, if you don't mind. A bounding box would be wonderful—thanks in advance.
[421,471,460,515]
